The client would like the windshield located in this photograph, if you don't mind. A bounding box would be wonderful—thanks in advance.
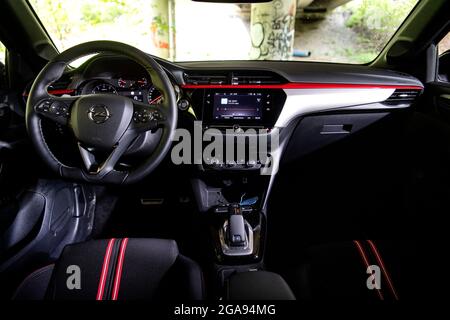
[29,0,419,64]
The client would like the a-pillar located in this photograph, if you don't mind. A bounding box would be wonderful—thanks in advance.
[250,0,297,60]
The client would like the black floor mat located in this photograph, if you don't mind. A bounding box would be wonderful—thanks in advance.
[97,173,211,264]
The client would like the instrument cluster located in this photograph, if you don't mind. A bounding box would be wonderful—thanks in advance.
[80,77,164,105]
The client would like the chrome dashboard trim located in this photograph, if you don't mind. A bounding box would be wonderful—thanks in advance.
[276,88,396,127]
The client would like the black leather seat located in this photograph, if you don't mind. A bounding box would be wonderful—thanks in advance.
[13,238,205,300]
[274,240,403,301]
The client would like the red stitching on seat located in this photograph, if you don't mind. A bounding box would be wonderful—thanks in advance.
[96,238,115,300]
[367,240,399,300]
[111,238,129,300]
[353,240,384,300]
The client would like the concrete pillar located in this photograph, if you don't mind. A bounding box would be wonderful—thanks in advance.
[150,0,172,60]
[250,0,297,60]
[298,0,314,9]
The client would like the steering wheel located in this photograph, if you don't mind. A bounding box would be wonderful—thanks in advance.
[26,41,177,184]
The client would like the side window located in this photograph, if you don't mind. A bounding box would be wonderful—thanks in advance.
[0,42,5,89]
[437,32,450,82]
[0,42,5,65]
[438,32,450,56]
[0,41,6,123]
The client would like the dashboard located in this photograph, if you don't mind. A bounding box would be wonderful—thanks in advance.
[44,55,424,132]
[40,54,424,134]
[34,54,424,172]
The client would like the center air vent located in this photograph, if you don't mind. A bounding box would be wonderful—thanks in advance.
[184,73,228,85]
[183,71,286,86]
[231,72,284,85]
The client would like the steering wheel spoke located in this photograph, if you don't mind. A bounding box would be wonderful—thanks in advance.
[78,130,139,178]
[35,95,78,126]
[130,100,168,132]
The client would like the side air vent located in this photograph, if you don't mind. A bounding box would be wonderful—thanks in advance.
[184,73,228,85]
[386,89,422,102]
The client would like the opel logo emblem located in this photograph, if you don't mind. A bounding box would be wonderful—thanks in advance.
[87,105,111,124]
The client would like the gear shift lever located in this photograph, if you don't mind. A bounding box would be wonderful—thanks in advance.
[228,203,247,247]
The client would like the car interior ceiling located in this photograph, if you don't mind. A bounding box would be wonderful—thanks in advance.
[0,0,448,302]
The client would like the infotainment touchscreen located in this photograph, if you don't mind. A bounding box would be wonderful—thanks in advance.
[213,92,262,120]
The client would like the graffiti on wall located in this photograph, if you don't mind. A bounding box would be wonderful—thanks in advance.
[151,16,169,50]
[149,1,170,59]
[251,0,296,60]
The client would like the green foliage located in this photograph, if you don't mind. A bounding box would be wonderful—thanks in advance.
[345,0,418,50]
[29,0,151,52]
[29,0,71,41]
[340,47,377,64]
[336,0,418,61]
[81,0,131,25]
[346,0,417,29]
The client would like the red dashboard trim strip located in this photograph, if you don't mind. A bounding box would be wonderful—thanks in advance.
[181,83,423,90]
[48,89,76,95]
[23,89,76,97]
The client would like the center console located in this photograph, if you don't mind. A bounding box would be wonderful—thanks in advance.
[188,87,287,262]
[191,171,287,298]
[190,88,286,172]
[192,173,267,264]
[188,85,291,298]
